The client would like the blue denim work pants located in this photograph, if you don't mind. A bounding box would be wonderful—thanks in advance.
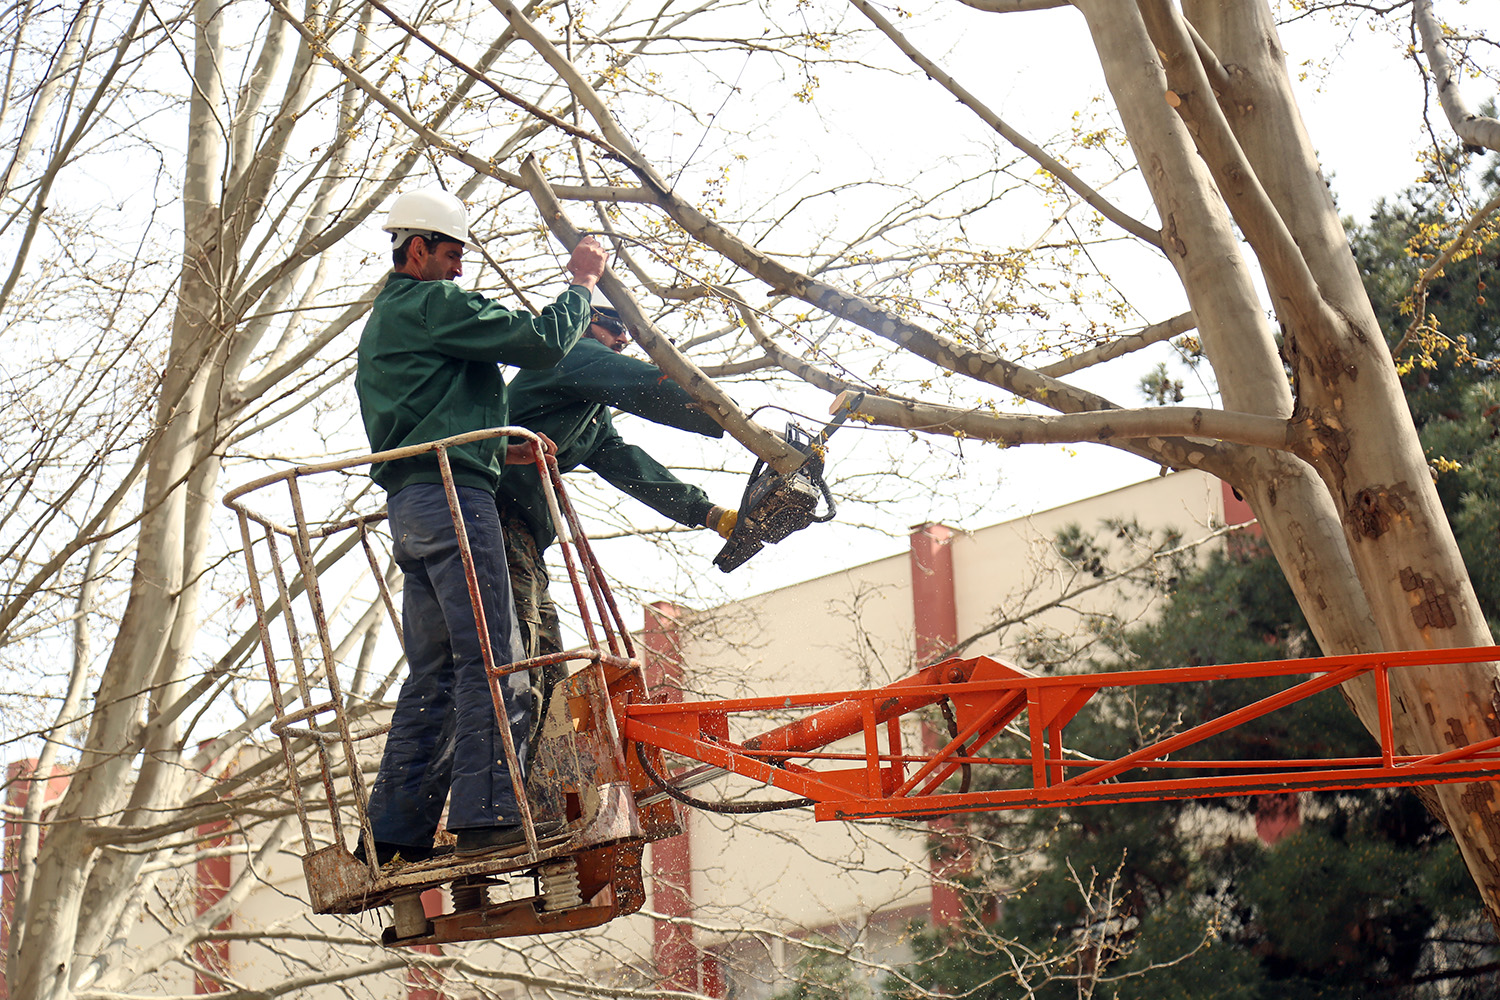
[366,483,533,848]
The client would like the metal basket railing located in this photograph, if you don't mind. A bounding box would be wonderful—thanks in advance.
[222,427,642,870]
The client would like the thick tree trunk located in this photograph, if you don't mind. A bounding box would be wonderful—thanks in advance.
[10,4,228,996]
[1182,0,1500,920]
[1074,1,1383,661]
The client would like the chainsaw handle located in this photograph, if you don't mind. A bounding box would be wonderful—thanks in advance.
[737,457,767,511]
[809,465,837,523]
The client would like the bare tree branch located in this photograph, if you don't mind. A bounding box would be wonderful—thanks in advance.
[1414,0,1500,152]
[840,390,1292,452]
[849,0,1164,248]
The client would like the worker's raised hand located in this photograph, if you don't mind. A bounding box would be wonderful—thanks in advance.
[566,235,608,290]
[505,432,558,465]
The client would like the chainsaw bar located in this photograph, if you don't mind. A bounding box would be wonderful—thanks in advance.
[714,396,860,573]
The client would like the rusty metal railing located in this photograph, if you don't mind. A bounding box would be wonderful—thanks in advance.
[223,427,639,872]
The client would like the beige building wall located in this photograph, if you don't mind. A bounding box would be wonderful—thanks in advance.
[644,469,1235,996]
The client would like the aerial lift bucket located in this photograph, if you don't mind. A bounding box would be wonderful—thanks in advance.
[223,428,680,946]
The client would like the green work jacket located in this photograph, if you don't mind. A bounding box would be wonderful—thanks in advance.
[498,337,725,550]
[356,273,592,495]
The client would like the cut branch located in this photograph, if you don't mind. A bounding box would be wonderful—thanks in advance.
[1037,311,1195,378]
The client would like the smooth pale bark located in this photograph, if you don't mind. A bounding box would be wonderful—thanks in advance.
[1074,1,1384,662]
[1414,0,1500,153]
[15,4,227,993]
[957,0,1067,9]
[841,393,1291,450]
[1182,0,1500,918]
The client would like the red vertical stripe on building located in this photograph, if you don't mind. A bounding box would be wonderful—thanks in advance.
[644,602,711,993]
[194,819,232,993]
[1,761,27,1000]
[1254,793,1302,845]
[910,523,958,668]
[643,602,687,699]
[909,524,971,928]
[191,749,238,995]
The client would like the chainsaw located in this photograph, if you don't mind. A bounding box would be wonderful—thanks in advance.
[713,394,861,573]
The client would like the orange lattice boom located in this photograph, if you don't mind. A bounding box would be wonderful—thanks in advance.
[624,646,1500,820]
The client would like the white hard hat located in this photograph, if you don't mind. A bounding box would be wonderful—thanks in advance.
[382,188,473,249]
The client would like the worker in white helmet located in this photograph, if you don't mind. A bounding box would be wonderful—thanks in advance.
[354,188,608,864]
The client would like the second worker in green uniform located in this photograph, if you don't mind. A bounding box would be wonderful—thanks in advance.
[498,304,737,659]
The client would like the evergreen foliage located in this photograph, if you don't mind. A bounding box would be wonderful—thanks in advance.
[774,941,878,1000]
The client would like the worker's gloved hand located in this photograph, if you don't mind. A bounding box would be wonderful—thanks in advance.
[503,433,557,465]
[706,506,738,540]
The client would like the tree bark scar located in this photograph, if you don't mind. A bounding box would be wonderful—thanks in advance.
[1457,782,1500,885]
[1401,565,1458,629]
[1339,305,1370,346]
[1162,212,1188,258]
[1314,344,1358,389]
[1351,485,1405,538]
[1303,409,1350,472]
